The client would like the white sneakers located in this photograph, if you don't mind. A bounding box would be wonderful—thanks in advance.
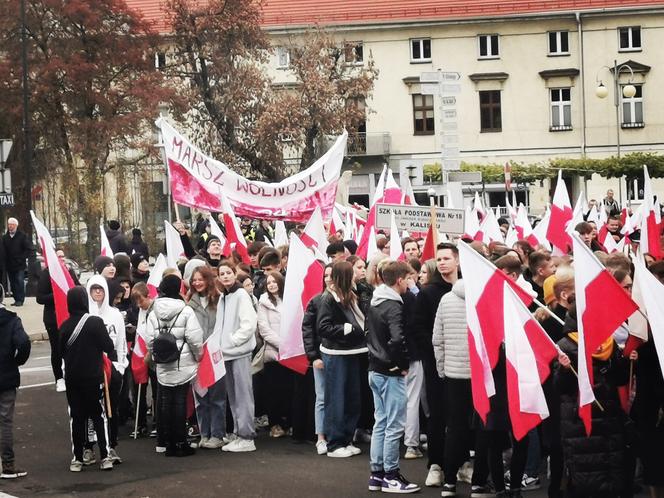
[69,459,83,472]
[204,437,225,449]
[316,440,328,455]
[56,379,66,392]
[326,445,362,458]
[425,464,443,487]
[221,437,256,452]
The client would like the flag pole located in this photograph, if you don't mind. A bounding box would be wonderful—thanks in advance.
[173,199,181,223]
[567,364,605,412]
[532,298,565,326]
[103,371,112,418]
[133,383,142,440]
[430,195,438,248]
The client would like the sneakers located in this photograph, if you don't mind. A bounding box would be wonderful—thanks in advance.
[149,429,158,438]
[381,471,420,494]
[205,437,224,449]
[221,437,256,453]
[108,448,122,464]
[155,445,166,453]
[254,415,269,428]
[69,459,83,472]
[441,483,457,497]
[269,425,286,438]
[326,446,353,458]
[195,437,209,449]
[369,471,385,491]
[56,378,67,392]
[521,475,540,491]
[404,446,423,459]
[82,448,96,466]
[222,433,238,445]
[100,457,113,471]
[346,444,362,456]
[457,460,473,484]
[315,440,328,455]
[1,463,27,479]
[470,485,495,498]
[425,464,443,487]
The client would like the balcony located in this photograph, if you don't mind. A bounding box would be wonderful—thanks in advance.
[320,132,391,157]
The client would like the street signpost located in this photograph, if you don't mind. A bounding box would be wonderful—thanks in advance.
[0,140,13,207]
[375,203,465,235]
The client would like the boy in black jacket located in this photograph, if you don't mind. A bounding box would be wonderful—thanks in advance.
[366,261,419,494]
[0,285,31,479]
[60,286,116,472]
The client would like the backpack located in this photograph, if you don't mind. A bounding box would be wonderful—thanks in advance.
[152,311,184,364]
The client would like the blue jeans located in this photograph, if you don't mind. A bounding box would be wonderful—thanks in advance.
[369,372,407,474]
[313,366,325,436]
[322,353,361,451]
[194,377,227,439]
[7,270,24,304]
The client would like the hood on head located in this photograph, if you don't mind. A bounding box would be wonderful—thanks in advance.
[370,283,403,306]
[153,297,186,321]
[183,258,207,284]
[86,274,110,317]
[452,279,465,299]
[68,286,89,316]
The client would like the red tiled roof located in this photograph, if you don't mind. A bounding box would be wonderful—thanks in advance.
[125,0,664,33]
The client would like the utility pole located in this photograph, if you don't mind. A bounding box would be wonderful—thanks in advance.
[20,0,33,235]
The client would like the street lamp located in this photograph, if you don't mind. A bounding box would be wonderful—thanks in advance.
[595,60,636,159]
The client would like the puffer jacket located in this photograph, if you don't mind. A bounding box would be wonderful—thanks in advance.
[555,312,629,497]
[188,293,217,342]
[257,293,282,363]
[316,290,367,355]
[366,284,409,376]
[302,293,323,363]
[432,280,470,379]
[146,297,204,387]
[216,284,257,361]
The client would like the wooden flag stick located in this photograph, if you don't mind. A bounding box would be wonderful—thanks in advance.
[173,199,181,223]
[133,383,142,440]
[568,364,605,412]
[103,371,113,418]
[430,197,438,248]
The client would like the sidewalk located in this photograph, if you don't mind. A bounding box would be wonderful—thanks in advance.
[10,297,48,342]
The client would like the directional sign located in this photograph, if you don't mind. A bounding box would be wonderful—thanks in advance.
[441,83,461,95]
[448,171,483,183]
[443,159,461,171]
[376,203,465,235]
[441,72,461,81]
[0,140,12,167]
[420,83,440,95]
[420,71,442,83]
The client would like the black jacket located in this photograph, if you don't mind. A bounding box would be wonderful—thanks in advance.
[129,238,150,259]
[316,291,366,353]
[0,307,31,390]
[401,290,420,361]
[410,280,453,365]
[355,279,373,317]
[59,287,116,385]
[3,230,32,272]
[36,267,80,329]
[555,316,629,497]
[106,228,130,255]
[302,294,322,363]
[366,285,409,376]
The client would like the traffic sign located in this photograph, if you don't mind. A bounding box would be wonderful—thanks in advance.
[0,140,12,168]
[440,96,457,107]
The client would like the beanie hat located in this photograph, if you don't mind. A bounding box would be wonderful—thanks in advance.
[94,256,114,275]
[108,220,121,231]
[130,252,147,269]
[543,275,557,306]
[159,274,183,300]
[343,239,358,255]
[132,228,142,237]
[183,258,206,284]
[206,235,222,249]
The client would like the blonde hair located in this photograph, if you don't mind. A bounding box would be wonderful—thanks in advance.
[366,253,388,286]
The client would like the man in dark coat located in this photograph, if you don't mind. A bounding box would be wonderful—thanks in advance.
[0,284,31,479]
[2,217,32,306]
[106,220,130,255]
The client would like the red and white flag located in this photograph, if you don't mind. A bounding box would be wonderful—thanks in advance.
[100,225,114,257]
[572,232,639,435]
[474,192,486,220]
[195,328,226,396]
[357,166,387,259]
[505,195,518,224]
[221,192,251,265]
[330,205,345,237]
[479,209,504,244]
[402,176,418,206]
[131,309,150,384]
[389,212,404,261]
[31,211,75,327]
[531,207,552,250]
[567,191,587,235]
[207,214,228,249]
[301,206,329,258]
[633,257,664,376]
[164,221,186,268]
[274,220,288,247]
[279,234,324,374]
[384,168,403,204]
[546,170,573,254]
[503,284,559,440]
[641,165,663,259]
[464,206,482,241]
[147,253,168,299]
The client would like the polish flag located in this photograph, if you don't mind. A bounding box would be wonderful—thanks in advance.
[546,171,573,254]
[384,169,403,204]
[330,206,345,237]
[505,225,519,248]
[100,225,114,257]
[474,192,486,220]
[131,312,149,384]
[221,193,251,265]
[479,209,504,244]
[274,220,288,247]
[389,212,404,261]
[195,328,226,396]
[420,223,436,262]
[633,257,664,377]
[505,194,518,224]
[641,165,663,259]
[402,176,418,206]
[207,214,228,249]
[357,166,387,259]
[464,207,482,241]
[164,221,186,268]
[342,210,354,241]
[602,232,626,254]
[367,229,380,261]
[572,233,639,435]
[279,234,324,374]
[31,211,75,327]
[503,284,559,440]
[567,191,587,235]
[587,204,600,225]
[515,204,537,248]
[301,206,329,259]
[146,253,168,299]
[628,254,650,345]
[531,207,552,250]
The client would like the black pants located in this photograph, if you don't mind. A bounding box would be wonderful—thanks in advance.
[264,362,294,430]
[423,358,445,468]
[157,382,189,450]
[67,382,110,461]
[45,323,62,381]
[444,378,473,484]
[7,270,24,304]
[358,353,374,431]
[509,433,531,491]
[108,368,122,447]
[291,367,315,441]
[475,429,508,491]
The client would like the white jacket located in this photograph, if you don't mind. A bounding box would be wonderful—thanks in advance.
[86,275,128,375]
[432,280,470,379]
[146,297,204,386]
[257,293,282,363]
[215,285,257,361]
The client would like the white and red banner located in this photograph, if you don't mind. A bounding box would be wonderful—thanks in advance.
[547,170,573,254]
[279,234,324,374]
[157,119,346,222]
[195,328,227,396]
[100,225,114,257]
[147,253,168,299]
[164,221,186,268]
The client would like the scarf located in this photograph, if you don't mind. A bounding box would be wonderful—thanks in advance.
[567,332,614,361]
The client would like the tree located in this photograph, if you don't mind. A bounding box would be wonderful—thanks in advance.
[165,0,378,179]
[0,0,177,261]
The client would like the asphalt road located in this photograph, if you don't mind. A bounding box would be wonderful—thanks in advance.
[2,342,646,498]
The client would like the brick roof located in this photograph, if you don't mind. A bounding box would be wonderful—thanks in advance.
[125,0,664,33]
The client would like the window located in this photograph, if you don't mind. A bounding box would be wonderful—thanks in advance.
[155,52,167,70]
[621,84,644,127]
[548,31,569,55]
[550,88,572,131]
[410,38,431,62]
[618,26,641,51]
[479,90,502,132]
[412,94,434,135]
[344,42,364,65]
[478,34,499,58]
[276,47,291,68]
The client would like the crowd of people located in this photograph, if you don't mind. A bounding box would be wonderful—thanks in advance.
[1,207,663,498]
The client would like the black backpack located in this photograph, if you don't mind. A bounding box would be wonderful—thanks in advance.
[152,311,184,364]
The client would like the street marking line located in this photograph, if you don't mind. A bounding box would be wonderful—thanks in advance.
[19,366,51,373]
[19,381,54,390]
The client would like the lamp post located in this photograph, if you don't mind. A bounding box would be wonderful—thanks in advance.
[595,60,636,159]
[20,0,33,233]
